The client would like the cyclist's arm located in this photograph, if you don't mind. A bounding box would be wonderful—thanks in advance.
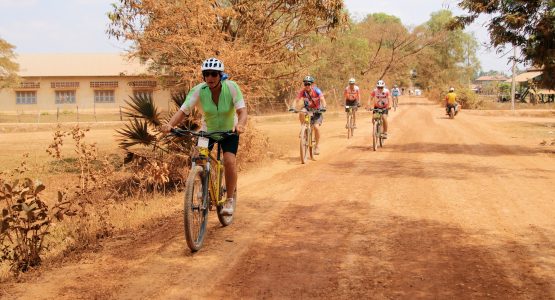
[161,83,202,132]
[228,80,248,133]
[320,95,327,108]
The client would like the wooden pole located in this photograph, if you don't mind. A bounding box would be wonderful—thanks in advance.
[511,47,517,113]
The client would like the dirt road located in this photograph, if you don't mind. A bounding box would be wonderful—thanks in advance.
[4,97,555,299]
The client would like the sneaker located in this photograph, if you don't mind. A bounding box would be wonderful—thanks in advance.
[313,145,320,155]
[220,198,234,216]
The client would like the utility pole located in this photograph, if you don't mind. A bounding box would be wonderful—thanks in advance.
[511,46,516,112]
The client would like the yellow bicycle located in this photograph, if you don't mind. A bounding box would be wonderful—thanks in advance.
[171,128,236,252]
[291,108,324,164]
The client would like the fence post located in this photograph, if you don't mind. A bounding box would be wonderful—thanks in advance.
[94,101,97,122]
[57,107,59,122]
[77,105,79,123]
[119,106,123,121]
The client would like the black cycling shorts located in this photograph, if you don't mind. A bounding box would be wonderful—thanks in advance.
[374,107,389,115]
[345,100,358,111]
[208,134,240,155]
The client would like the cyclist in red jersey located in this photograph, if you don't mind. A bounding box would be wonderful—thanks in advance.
[289,75,327,155]
[368,80,392,138]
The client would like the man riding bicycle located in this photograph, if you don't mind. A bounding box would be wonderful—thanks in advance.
[344,78,360,128]
[392,84,401,108]
[368,80,392,138]
[289,75,327,155]
[161,57,248,216]
[445,87,459,115]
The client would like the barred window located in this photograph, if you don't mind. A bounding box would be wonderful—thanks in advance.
[90,81,118,88]
[51,82,79,88]
[133,90,153,100]
[55,90,76,104]
[16,91,37,104]
[129,80,157,88]
[94,90,115,103]
[19,82,40,89]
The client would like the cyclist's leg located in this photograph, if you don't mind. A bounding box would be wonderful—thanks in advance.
[219,135,240,200]
[382,112,389,133]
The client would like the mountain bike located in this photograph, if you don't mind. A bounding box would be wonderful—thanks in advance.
[345,105,356,139]
[171,128,237,252]
[291,108,325,164]
[370,108,387,151]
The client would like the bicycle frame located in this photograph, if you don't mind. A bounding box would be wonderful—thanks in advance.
[191,141,226,207]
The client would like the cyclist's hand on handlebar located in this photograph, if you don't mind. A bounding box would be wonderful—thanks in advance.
[160,123,173,133]
[320,107,327,112]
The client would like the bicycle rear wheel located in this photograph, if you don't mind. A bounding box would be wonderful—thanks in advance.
[300,126,309,164]
[449,107,455,119]
[184,165,209,252]
[372,121,378,151]
[216,165,236,226]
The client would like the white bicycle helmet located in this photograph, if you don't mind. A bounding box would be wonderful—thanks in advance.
[201,57,224,71]
[376,80,386,88]
[449,87,455,92]
[349,78,356,84]
[303,75,315,83]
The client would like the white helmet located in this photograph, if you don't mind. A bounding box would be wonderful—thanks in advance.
[349,78,356,84]
[201,57,224,71]
[376,80,385,88]
[449,87,455,92]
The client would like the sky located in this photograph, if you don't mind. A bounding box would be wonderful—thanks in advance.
[0,0,517,73]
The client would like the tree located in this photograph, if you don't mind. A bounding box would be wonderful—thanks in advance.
[453,0,555,88]
[107,0,347,98]
[413,10,480,91]
[0,37,19,89]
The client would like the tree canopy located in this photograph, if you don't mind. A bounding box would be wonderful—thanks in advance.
[453,0,555,88]
[0,37,19,89]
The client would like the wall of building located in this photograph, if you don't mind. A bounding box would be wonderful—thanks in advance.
[0,76,174,114]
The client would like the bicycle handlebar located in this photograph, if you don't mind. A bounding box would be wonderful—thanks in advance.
[289,108,326,113]
[170,128,235,138]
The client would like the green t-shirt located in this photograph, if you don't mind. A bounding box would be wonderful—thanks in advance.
[181,80,245,132]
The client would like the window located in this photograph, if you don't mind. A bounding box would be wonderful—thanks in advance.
[94,90,115,103]
[55,90,76,104]
[16,91,37,104]
[133,90,153,100]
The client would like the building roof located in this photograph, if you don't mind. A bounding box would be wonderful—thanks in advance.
[15,53,150,77]
[505,71,543,83]
[475,75,510,82]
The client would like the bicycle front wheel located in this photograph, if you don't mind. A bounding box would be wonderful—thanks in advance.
[379,122,384,148]
[300,126,309,164]
[347,113,352,139]
[184,165,209,252]
[309,126,316,160]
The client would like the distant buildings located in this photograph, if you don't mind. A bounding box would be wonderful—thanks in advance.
[0,54,174,114]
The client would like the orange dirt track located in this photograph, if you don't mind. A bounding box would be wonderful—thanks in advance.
[4,97,555,299]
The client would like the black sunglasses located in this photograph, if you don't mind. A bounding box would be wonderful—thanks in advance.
[303,82,311,86]
[202,70,220,77]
